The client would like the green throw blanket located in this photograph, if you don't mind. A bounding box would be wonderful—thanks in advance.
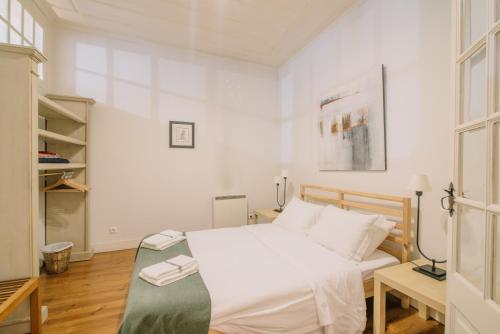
[118,239,211,334]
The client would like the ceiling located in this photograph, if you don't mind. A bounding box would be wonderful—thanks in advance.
[43,0,356,66]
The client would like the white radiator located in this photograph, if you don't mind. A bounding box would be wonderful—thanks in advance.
[212,195,248,228]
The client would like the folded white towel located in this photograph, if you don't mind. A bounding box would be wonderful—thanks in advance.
[139,255,199,286]
[159,229,184,238]
[141,234,186,251]
[139,265,198,286]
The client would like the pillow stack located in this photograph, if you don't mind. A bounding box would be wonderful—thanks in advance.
[274,197,395,262]
[308,205,394,261]
[272,197,323,235]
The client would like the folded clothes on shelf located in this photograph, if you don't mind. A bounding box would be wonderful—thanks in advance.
[39,158,70,163]
[38,151,70,164]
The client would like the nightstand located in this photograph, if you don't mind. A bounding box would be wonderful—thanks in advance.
[251,208,280,224]
[373,259,446,334]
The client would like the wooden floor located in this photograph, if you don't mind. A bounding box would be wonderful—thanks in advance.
[40,249,444,334]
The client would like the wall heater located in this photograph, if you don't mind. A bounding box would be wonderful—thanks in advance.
[212,195,248,228]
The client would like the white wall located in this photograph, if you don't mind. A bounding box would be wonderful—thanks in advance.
[278,0,452,260]
[50,27,281,251]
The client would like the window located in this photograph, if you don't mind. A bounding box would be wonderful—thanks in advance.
[0,0,44,79]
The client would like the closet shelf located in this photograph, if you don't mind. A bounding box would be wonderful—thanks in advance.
[44,189,87,193]
[38,163,86,171]
[38,129,86,146]
[38,95,86,124]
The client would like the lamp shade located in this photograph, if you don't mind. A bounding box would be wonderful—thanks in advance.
[407,174,431,192]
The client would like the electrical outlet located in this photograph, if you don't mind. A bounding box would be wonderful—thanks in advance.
[41,305,48,324]
[109,226,118,234]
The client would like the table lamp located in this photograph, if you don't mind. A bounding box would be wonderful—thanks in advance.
[407,174,446,281]
[274,170,288,212]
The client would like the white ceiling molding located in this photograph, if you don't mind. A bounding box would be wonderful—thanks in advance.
[42,0,357,66]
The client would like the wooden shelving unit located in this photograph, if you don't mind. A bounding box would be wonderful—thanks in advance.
[38,95,86,123]
[38,163,86,171]
[0,44,46,287]
[38,129,86,146]
[38,94,95,262]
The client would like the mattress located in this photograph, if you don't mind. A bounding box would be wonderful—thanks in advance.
[187,224,367,334]
[357,249,400,280]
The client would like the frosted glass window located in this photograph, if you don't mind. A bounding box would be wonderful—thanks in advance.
[461,48,487,123]
[495,123,500,204]
[9,28,21,45]
[457,206,486,293]
[461,0,487,51]
[34,21,43,51]
[10,0,21,32]
[460,127,486,202]
[23,9,32,43]
[494,215,500,305]
[0,0,7,20]
[0,19,6,43]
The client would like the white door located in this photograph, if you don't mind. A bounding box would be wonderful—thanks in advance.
[447,0,500,332]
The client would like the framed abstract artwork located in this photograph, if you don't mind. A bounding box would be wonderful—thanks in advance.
[169,121,195,149]
[318,65,386,171]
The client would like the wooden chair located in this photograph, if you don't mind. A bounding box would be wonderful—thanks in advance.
[0,277,41,334]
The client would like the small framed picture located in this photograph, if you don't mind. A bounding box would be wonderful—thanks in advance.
[169,121,195,149]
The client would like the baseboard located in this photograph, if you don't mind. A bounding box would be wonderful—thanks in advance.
[0,317,30,334]
[70,249,95,262]
[92,238,141,253]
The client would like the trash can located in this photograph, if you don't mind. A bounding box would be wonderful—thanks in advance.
[41,242,73,274]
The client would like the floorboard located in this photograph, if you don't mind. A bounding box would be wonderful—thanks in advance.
[40,249,444,334]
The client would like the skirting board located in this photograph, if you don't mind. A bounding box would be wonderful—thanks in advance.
[92,239,141,253]
[70,249,95,262]
[0,317,30,334]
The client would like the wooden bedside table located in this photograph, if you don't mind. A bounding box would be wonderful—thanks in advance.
[251,208,280,224]
[373,259,446,334]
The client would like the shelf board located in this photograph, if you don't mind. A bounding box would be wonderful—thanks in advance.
[38,163,86,171]
[44,189,87,193]
[38,129,86,146]
[38,95,86,124]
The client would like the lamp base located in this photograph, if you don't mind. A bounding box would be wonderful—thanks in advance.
[274,208,283,213]
[412,264,446,281]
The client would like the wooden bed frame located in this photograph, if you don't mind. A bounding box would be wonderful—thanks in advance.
[299,184,411,298]
[210,184,412,334]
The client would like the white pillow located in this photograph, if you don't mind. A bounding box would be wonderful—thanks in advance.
[356,217,396,261]
[308,205,378,261]
[273,197,324,235]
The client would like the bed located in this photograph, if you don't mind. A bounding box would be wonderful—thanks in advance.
[121,184,411,334]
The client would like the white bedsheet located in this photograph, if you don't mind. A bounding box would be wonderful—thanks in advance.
[357,249,400,280]
[187,224,366,334]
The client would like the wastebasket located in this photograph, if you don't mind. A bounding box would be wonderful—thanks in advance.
[41,242,73,274]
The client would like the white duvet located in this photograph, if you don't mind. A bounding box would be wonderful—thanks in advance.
[187,224,366,334]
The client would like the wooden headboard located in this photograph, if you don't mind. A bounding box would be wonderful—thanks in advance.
[300,184,412,263]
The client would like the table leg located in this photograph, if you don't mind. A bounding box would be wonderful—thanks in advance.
[418,301,430,320]
[401,295,410,309]
[374,278,387,334]
[30,284,41,334]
